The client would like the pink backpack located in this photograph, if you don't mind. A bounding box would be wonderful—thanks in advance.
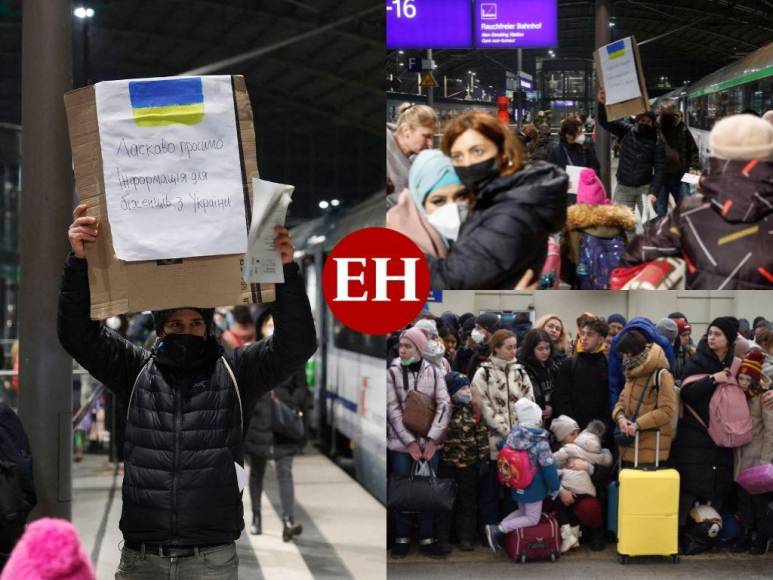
[497,446,536,490]
[682,357,752,448]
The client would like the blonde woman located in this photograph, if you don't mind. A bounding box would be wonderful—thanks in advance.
[535,314,570,362]
[387,103,438,194]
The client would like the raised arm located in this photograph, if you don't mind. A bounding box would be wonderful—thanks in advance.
[57,205,148,402]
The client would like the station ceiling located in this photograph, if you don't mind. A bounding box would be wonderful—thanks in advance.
[0,0,385,219]
[387,0,773,99]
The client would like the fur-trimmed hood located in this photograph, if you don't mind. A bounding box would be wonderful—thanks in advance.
[566,203,636,231]
[566,203,636,232]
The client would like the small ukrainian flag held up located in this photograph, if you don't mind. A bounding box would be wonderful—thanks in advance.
[606,40,626,60]
[128,77,205,127]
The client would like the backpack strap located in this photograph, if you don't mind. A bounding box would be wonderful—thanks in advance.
[220,357,244,437]
[684,403,708,430]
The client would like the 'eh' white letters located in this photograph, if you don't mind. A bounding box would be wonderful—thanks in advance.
[333,258,420,302]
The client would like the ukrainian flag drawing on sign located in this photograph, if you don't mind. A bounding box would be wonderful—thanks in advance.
[128,78,205,127]
[606,40,626,60]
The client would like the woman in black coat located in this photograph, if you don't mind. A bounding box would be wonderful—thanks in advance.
[243,308,311,542]
[546,116,601,204]
[426,111,568,289]
[670,317,739,541]
[518,329,558,421]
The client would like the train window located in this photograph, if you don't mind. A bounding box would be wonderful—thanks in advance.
[332,318,386,359]
[750,77,773,115]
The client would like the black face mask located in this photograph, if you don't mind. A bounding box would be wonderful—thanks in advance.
[660,114,677,128]
[454,157,500,194]
[636,123,655,136]
[156,333,209,370]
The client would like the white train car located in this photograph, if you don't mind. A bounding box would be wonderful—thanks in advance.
[291,192,386,503]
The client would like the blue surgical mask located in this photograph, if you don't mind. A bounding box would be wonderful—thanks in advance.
[454,394,472,405]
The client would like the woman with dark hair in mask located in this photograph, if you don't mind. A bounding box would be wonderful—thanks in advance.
[546,117,601,204]
[424,111,568,289]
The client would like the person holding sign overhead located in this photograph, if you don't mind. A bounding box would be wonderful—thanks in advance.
[597,87,665,221]
[58,204,316,579]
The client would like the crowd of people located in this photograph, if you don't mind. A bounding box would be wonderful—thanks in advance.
[386,309,773,559]
[386,93,773,290]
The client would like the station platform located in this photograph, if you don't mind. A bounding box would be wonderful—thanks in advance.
[72,448,385,580]
[388,541,773,579]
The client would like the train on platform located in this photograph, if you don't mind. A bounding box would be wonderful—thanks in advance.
[290,192,386,504]
[651,41,773,167]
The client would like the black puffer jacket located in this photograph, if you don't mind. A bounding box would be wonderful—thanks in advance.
[244,370,310,459]
[428,161,568,289]
[621,158,773,289]
[658,116,699,175]
[552,352,611,437]
[57,254,316,546]
[598,105,664,193]
[670,338,735,504]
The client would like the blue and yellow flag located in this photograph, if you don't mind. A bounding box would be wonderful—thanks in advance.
[606,40,625,60]
[128,78,205,127]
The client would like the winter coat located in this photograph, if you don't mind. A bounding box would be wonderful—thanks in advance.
[658,117,699,176]
[546,141,601,178]
[243,370,310,459]
[454,344,475,374]
[598,105,665,193]
[386,188,448,258]
[608,317,675,411]
[734,392,773,479]
[553,351,610,432]
[465,343,491,381]
[621,158,773,289]
[670,338,736,500]
[563,203,636,279]
[386,124,411,194]
[427,161,568,289]
[503,426,560,503]
[386,359,451,453]
[672,342,696,386]
[472,357,535,460]
[0,403,36,520]
[554,428,613,498]
[440,402,490,469]
[521,358,556,410]
[558,467,596,497]
[612,344,677,464]
[57,254,317,545]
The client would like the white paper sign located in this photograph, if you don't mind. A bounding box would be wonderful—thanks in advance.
[565,165,586,194]
[243,178,294,284]
[681,172,701,185]
[599,37,641,105]
[94,76,247,261]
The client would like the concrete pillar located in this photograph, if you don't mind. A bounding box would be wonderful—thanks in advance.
[19,0,74,519]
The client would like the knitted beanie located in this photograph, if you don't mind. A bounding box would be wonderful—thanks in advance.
[1,518,95,580]
[674,318,692,336]
[709,114,773,161]
[656,318,679,344]
[515,398,543,429]
[607,313,627,327]
[444,371,470,397]
[401,327,429,355]
[739,349,765,383]
[476,312,502,334]
[709,316,740,346]
[550,414,580,442]
[414,318,439,338]
[576,168,609,206]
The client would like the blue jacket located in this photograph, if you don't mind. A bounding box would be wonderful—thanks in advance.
[608,317,675,411]
[501,426,561,504]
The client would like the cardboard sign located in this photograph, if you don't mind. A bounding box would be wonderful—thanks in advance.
[594,36,649,122]
[64,76,275,320]
[94,76,247,261]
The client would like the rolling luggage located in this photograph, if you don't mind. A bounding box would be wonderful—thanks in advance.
[617,431,680,564]
[502,512,560,563]
[607,480,619,539]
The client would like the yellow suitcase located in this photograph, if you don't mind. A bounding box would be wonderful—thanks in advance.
[617,431,680,565]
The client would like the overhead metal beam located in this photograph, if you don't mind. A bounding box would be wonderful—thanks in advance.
[180,4,382,75]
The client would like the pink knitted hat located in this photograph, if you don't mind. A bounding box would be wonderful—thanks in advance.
[1,518,95,580]
[576,168,609,205]
[401,327,429,355]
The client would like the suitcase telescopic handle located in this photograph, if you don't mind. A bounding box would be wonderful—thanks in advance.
[633,429,660,469]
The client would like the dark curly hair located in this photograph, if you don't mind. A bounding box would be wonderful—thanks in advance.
[519,329,554,367]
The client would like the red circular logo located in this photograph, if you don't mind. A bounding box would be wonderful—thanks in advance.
[322,227,430,335]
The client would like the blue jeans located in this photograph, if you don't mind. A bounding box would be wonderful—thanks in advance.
[656,174,689,217]
[389,450,440,539]
[115,543,238,579]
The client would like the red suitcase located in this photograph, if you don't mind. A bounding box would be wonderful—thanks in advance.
[502,512,560,563]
